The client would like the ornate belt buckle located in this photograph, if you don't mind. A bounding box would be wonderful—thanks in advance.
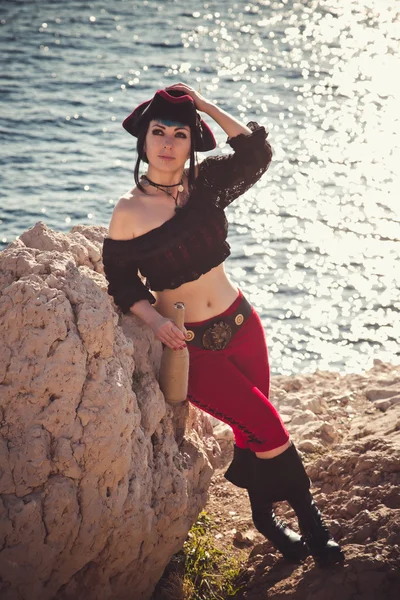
[202,320,232,350]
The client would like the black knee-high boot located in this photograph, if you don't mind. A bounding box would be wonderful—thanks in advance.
[225,444,309,562]
[287,491,345,567]
[247,486,309,562]
[224,443,345,567]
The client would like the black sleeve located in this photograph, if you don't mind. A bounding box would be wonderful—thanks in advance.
[102,239,156,314]
[199,121,272,210]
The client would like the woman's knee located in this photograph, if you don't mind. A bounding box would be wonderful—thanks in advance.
[255,439,292,459]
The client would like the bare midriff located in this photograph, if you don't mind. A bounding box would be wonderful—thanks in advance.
[153,263,239,323]
[125,169,239,323]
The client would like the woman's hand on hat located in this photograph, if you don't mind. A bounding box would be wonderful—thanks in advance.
[149,313,188,350]
[165,82,211,113]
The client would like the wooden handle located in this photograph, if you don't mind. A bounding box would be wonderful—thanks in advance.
[174,301,185,330]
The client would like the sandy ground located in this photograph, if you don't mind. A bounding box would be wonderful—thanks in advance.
[155,360,400,599]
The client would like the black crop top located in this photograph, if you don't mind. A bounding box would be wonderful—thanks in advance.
[102,121,272,314]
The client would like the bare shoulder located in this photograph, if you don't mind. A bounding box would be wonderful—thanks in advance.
[108,188,145,240]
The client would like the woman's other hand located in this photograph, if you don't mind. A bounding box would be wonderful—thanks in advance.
[149,313,188,350]
[165,82,251,138]
[165,82,212,113]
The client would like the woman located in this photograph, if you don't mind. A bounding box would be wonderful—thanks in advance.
[102,82,344,567]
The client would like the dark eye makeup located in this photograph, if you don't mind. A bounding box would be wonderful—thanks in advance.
[152,128,187,138]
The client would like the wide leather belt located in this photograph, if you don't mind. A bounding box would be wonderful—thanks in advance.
[185,295,252,351]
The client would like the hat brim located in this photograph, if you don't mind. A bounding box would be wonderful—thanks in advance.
[122,89,216,152]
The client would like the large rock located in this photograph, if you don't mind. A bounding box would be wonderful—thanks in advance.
[0,222,218,600]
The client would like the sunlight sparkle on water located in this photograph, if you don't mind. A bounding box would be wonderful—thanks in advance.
[2,0,399,374]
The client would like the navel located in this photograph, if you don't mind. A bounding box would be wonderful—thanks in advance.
[207,301,211,307]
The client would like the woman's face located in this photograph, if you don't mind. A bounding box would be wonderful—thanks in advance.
[144,118,191,170]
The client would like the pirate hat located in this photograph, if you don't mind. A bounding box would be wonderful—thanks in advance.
[122,88,216,151]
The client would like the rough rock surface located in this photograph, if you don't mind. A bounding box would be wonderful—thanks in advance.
[0,222,220,600]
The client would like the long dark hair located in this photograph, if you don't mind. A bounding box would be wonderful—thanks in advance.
[133,121,197,194]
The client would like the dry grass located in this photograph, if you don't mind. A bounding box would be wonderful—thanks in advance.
[151,510,249,600]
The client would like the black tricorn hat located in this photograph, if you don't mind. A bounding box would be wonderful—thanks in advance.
[122,89,216,151]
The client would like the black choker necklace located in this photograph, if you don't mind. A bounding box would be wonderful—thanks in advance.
[141,174,185,212]
[142,175,184,192]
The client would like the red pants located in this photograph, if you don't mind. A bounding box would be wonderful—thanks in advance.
[185,289,290,452]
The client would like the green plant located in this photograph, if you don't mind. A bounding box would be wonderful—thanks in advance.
[180,510,248,599]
